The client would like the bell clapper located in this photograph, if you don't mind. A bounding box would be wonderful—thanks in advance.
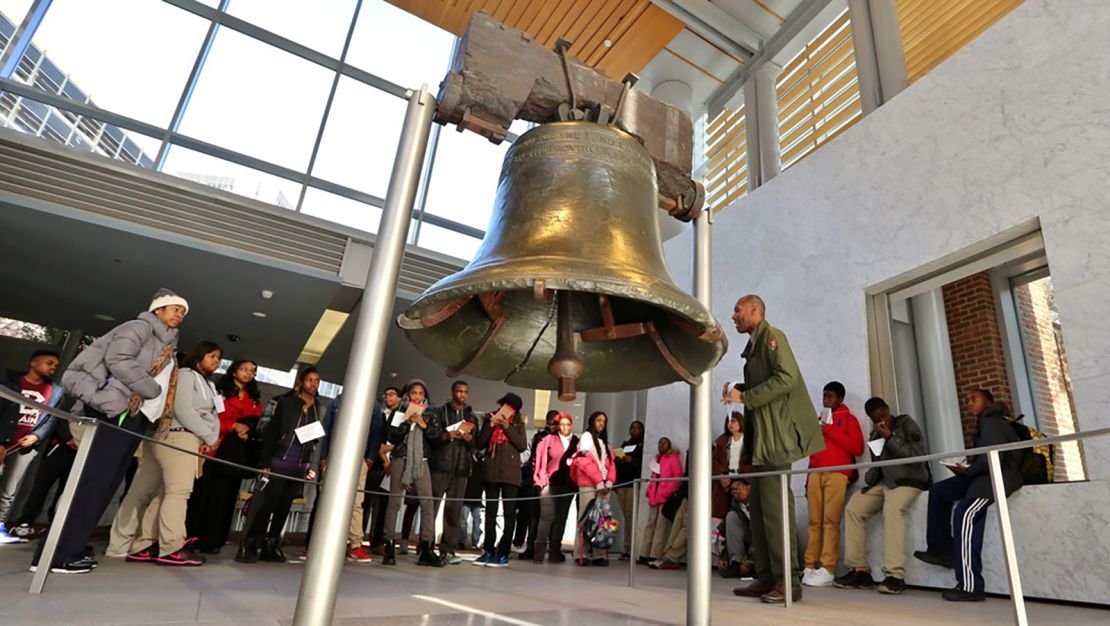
[547,290,584,401]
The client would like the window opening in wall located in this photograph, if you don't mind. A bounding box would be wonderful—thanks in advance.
[1006,270,1086,482]
[869,230,1086,484]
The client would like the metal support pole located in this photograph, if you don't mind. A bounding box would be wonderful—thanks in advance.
[847,0,882,115]
[628,479,640,587]
[868,0,908,101]
[741,78,761,192]
[30,420,98,594]
[753,65,781,181]
[780,473,792,608]
[0,0,52,80]
[988,450,1027,626]
[292,85,436,626]
[686,209,713,626]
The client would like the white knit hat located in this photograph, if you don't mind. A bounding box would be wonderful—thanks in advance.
[148,288,189,315]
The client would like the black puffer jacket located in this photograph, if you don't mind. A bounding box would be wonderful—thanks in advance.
[427,401,479,474]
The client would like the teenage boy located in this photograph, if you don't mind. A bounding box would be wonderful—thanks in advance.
[834,397,929,595]
[0,350,64,542]
[802,381,864,587]
[914,389,1022,601]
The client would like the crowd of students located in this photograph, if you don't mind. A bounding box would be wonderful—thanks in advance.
[0,288,654,574]
[0,287,1029,607]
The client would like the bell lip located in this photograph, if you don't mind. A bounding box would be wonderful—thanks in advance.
[398,268,725,341]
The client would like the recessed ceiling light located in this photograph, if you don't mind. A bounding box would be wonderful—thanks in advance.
[260,290,274,300]
[252,311,267,318]
[603,39,612,48]
[94,314,115,321]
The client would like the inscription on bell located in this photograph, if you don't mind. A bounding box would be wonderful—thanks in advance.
[512,129,654,177]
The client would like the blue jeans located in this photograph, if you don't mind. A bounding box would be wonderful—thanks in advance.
[460,503,482,547]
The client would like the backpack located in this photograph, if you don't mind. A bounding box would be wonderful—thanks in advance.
[579,496,619,549]
[1010,415,1053,485]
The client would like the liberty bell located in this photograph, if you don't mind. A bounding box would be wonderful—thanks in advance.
[397,121,727,400]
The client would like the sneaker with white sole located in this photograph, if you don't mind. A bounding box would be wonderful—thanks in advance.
[10,523,35,539]
[29,560,93,574]
[486,555,510,568]
[805,567,835,587]
[0,523,23,544]
[801,567,816,585]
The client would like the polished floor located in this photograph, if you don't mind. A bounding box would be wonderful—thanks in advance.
[0,542,1106,625]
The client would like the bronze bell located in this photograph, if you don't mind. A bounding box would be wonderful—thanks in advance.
[397,121,727,400]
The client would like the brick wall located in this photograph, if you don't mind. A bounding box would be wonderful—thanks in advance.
[1012,278,1086,481]
[942,271,1013,446]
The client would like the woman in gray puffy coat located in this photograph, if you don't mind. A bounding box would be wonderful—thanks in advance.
[31,288,187,575]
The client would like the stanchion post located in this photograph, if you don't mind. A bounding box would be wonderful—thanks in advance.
[780,473,792,608]
[988,450,1027,626]
[30,420,98,594]
[686,209,713,626]
[629,479,640,587]
[292,85,436,626]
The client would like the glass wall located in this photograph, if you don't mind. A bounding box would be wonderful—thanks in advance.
[0,0,499,261]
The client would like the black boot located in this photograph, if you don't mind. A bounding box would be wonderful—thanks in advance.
[259,537,286,563]
[235,538,259,563]
[383,540,397,566]
[531,540,547,563]
[416,541,445,568]
[550,542,565,563]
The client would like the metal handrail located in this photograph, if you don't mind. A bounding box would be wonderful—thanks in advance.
[5,383,1105,625]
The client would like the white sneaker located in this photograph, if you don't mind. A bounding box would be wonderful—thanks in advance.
[805,567,835,587]
[801,567,816,585]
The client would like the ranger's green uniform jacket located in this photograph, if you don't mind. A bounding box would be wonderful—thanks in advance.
[741,320,824,466]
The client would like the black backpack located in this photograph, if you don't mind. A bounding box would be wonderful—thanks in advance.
[1010,415,1053,485]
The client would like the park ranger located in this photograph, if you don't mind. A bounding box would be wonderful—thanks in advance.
[727,294,824,604]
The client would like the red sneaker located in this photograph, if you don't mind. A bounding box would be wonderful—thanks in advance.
[347,546,373,563]
[126,545,159,563]
[156,549,205,566]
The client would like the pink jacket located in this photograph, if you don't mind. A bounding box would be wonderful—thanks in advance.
[571,434,618,489]
[533,434,570,489]
[646,451,683,507]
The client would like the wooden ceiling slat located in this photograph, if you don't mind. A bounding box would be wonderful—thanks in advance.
[515,0,545,32]
[596,4,682,80]
[567,0,612,58]
[391,0,680,79]
[587,0,650,66]
[504,0,532,29]
[577,0,637,62]
[556,0,602,51]
[539,0,581,47]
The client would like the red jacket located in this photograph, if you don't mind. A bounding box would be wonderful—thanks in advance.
[646,450,683,506]
[215,394,261,447]
[534,433,575,489]
[809,404,864,477]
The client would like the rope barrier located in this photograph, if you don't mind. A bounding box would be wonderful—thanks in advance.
[4,385,1108,501]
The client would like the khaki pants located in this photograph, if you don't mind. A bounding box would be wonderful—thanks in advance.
[662,498,688,562]
[348,460,369,548]
[804,471,849,570]
[132,431,201,556]
[843,484,922,578]
[615,486,634,554]
[107,443,160,557]
[642,505,672,559]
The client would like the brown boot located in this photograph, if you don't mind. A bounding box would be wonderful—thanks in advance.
[760,582,803,604]
[732,577,776,597]
[532,540,547,563]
